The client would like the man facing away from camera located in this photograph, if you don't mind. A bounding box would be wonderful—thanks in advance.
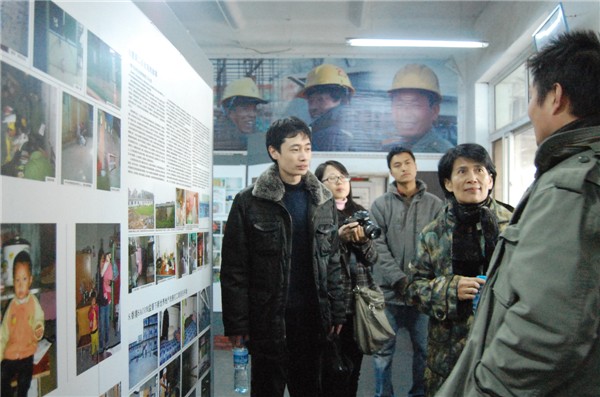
[438,30,600,397]
[370,146,443,397]
[221,116,345,397]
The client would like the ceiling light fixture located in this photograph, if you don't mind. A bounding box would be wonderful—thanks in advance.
[347,38,489,49]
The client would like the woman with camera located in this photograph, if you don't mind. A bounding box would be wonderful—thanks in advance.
[315,160,378,397]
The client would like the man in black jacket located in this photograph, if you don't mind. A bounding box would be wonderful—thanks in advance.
[221,116,345,397]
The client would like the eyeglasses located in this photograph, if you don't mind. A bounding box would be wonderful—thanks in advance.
[322,175,351,184]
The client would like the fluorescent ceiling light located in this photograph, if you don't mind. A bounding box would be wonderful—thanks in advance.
[347,38,489,48]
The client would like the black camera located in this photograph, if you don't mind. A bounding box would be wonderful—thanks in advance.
[343,210,382,240]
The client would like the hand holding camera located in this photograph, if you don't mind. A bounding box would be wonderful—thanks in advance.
[342,210,382,242]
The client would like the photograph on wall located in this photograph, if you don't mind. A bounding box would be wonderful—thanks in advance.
[212,235,222,253]
[33,1,84,90]
[175,188,186,228]
[61,92,93,186]
[128,235,155,293]
[197,331,210,379]
[129,373,157,397]
[159,359,181,397]
[212,221,221,235]
[181,294,198,348]
[181,340,199,397]
[128,313,158,390]
[188,233,198,269]
[212,188,225,216]
[96,109,121,191]
[128,177,155,231]
[199,372,210,397]
[0,223,57,397]
[74,223,121,375]
[159,303,181,366]
[185,190,199,226]
[1,1,29,59]
[100,382,121,397]
[176,233,189,278]
[155,234,176,283]
[196,232,204,270]
[1,61,58,181]
[199,194,210,220]
[87,31,122,108]
[155,188,176,229]
[212,58,458,153]
[203,233,210,268]
[198,287,210,334]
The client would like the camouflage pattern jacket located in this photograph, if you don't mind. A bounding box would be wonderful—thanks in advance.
[405,198,512,392]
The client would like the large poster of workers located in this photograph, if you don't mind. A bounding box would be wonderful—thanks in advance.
[212,58,458,153]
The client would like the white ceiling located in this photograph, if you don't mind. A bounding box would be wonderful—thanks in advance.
[165,1,492,59]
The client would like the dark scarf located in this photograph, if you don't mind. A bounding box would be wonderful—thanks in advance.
[451,197,499,277]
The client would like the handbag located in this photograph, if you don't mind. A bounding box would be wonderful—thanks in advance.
[320,333,353,386]
[353,265,395,355]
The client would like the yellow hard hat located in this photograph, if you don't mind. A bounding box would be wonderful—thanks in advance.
[221,77,267,105]
[388,64,441,101]
[297,64,355,98]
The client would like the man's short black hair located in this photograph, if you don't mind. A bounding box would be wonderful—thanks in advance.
[222,96,261,115]
[386,146,415,169]
[13,250,32,277]
[265,116,312,163]
[438,143,496,198]
[304,85,351,103]
[528,30,600,118]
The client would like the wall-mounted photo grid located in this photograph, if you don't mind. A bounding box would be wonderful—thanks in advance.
[1,1,214,396]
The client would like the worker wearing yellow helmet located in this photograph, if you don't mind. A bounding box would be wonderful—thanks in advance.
[297,64,355,151]
[215,77,267,150]
[382,64,454,153]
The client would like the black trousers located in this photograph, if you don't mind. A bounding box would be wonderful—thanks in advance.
[251,307,322,397]
[1,355,34,397]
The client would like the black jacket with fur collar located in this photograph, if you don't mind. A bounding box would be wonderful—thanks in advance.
[221,164,344,355]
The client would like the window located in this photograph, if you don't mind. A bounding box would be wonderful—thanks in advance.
[491,59,537,207]
[492,139,504,202]
[494,63,528,130]
[508,126,537,206]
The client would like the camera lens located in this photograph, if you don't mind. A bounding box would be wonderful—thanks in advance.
[364,222,382,239]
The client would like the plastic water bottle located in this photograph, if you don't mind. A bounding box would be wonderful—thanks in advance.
[472,275,487,311]
[233,346,249,394]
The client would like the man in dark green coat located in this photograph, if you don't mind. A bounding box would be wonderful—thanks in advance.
[438,30,600,397]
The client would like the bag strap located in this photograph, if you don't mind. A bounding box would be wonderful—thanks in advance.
[355,262,376,289]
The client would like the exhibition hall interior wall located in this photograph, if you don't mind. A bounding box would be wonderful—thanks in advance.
[1,1,214,396]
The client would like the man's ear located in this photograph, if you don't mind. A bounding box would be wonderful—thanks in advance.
[432,103,441,120]
[551,83,569,115]
[268,145,280,161]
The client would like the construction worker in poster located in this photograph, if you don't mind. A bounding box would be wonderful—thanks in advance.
[215,77,267,151]
[298,64,355,151]
[382,64,454,153]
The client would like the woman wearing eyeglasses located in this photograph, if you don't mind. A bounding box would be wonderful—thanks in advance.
[315,160,378,397]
